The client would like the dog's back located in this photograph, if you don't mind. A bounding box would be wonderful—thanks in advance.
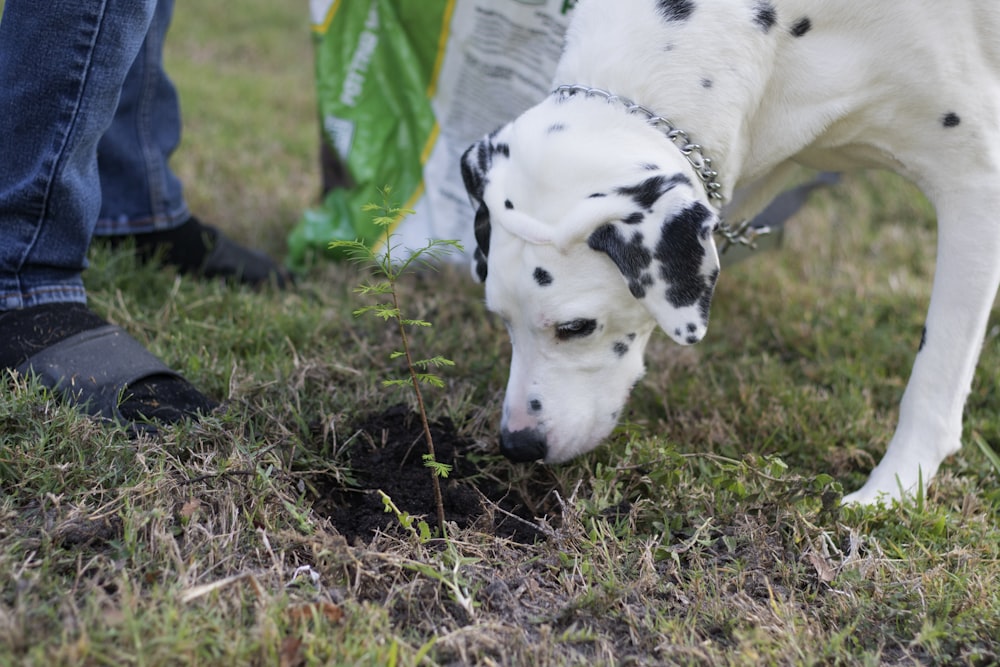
[556,0,1000,201]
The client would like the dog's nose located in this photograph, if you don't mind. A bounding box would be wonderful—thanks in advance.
[500,428,547,462]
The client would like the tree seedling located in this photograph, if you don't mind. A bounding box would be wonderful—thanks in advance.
[330,187,463,535]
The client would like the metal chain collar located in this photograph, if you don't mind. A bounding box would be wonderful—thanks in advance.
[552,84,766,253]
[553,84,724,200]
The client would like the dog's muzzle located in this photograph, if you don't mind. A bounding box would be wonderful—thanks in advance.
[500,428,547,462]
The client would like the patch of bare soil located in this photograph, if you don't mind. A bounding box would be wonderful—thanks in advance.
[310,405,545,544]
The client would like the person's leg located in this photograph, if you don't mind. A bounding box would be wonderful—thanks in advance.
[0,0,214,423]
[0,0,153,311]
[93,0,290,287]
[95,0,189,236]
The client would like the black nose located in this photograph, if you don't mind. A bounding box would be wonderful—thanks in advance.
[500,428,547,462]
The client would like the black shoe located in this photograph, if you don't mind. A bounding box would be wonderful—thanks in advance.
[2,303,216,431]
[105,216,292,289]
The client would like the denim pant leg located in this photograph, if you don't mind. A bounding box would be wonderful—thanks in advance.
[0,0,157,310]
[95,0,191,236]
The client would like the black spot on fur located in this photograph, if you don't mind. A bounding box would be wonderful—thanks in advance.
[624,212,644,225]
[657,0,694,22]
[627,333,637,341]
[687,323,698,333]
[655,203,713,309]
[473,205,491,274]
[686,335,699,344]
[474,248,488,282]
[529,399,543,413]
[919,326,927,351]
[790,17,811,37]
[505,199,514,210]
[533,267,553,287]
[701,78,713,89]
[615,173,691,211]
[642,163,660,171]
[589,192,607,199]
[461,140,495,281]
[753,1,777,32]
[493,143,511,158]
[613,341,630,358]
[699,268,720,323]
[548,123,566,133]
[942,112,961,128]
[588,225,655,298]
[461,144,489,202]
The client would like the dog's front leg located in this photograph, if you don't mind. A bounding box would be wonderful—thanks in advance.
[844,187,1000,505]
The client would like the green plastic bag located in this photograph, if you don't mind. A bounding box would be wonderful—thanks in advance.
[288,0,577,270]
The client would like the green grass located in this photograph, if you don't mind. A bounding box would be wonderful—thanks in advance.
[2,2,1000,665]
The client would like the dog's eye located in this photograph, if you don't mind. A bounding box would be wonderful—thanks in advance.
[555,318,598,340]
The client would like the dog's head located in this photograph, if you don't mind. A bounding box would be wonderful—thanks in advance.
[461,95,720,464]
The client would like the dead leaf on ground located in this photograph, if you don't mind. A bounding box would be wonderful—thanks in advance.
[179,498,201,521]
[279,635,304,667]
[806,552,837,583]
[285,602,345,625]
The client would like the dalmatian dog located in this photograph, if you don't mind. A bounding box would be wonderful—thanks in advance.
[460,0,1000,504]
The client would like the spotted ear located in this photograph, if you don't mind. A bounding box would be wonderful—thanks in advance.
[587,198,720,345]
[461,131,510,283]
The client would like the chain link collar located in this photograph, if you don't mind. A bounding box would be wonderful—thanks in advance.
[552,84,766,252]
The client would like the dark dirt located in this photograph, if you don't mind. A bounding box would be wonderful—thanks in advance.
[310,405,546,544]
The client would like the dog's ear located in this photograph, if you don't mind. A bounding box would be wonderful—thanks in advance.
[461,133,509,283]
[587,197,720,345]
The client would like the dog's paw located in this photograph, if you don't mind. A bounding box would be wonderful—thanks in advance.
[842,426,961,506]
[841,458,934,506]
[841,484,899,507]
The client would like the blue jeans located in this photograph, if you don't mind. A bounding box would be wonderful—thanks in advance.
[0,0,187,311]
[96,0,189,237]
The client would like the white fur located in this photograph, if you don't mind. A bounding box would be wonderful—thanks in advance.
[465,0,1000,504]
